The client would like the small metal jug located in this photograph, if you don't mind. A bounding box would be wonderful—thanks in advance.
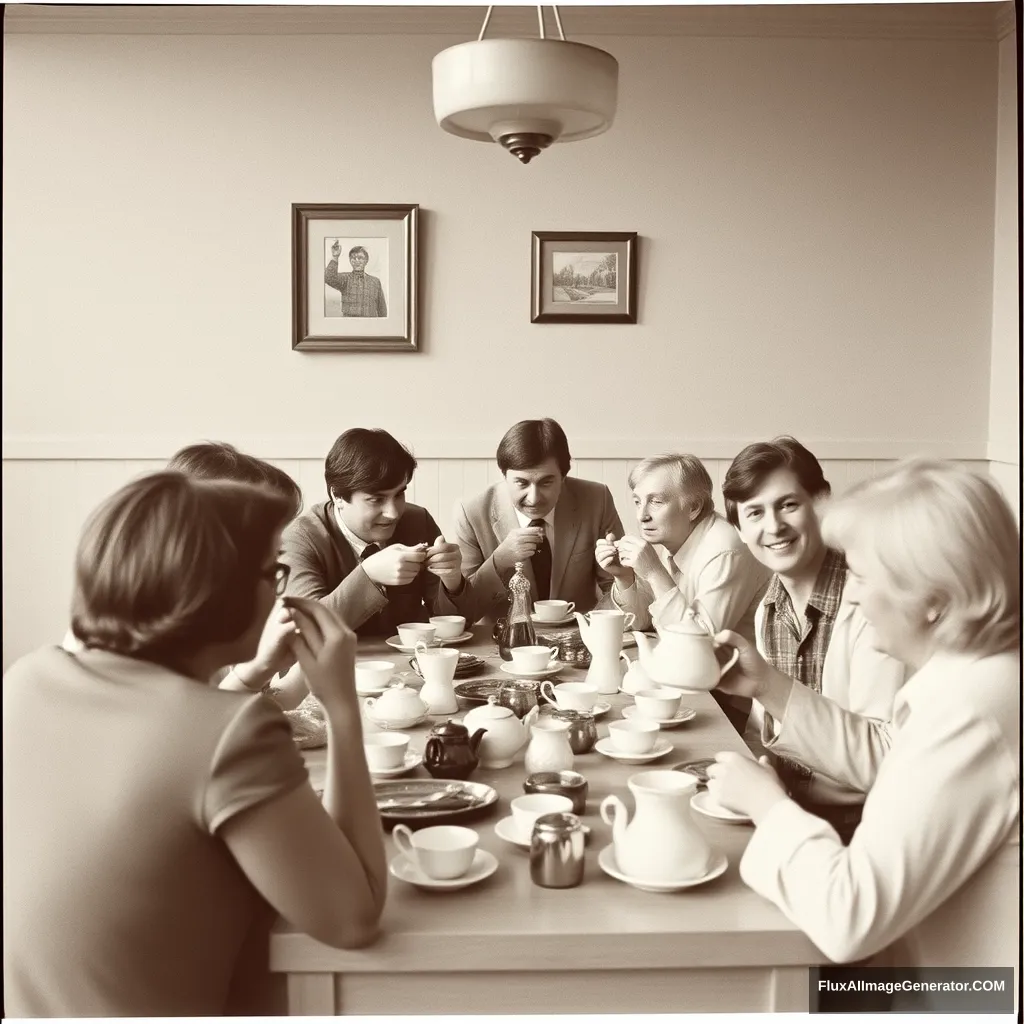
[530,812,586,889]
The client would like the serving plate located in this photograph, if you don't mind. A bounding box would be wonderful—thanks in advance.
[452,679,504,706]
[374,778,499,828]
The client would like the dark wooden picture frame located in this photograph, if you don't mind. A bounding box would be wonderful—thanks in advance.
[531,231,638,324]
[292,203,419,351]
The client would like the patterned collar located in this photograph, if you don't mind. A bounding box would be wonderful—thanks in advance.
[763,547,847,615]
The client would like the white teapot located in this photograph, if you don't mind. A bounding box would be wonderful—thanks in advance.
[462,698,539,769]
[364,683,428,728]
[631,620,739,692]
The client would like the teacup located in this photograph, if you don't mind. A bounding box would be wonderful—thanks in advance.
[510,645,559,673]
[363,731,410,770]
[633,687,683,721]
[533,599,575,622]
[392,824,478,880]
[398,622,436,647]
[355,659,396,693]
[540,680,598,712]
[510,793,574,841]
[429,615,466,639]
[607,719,660,754]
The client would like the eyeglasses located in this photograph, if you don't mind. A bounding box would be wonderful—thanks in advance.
[262,562,291,597]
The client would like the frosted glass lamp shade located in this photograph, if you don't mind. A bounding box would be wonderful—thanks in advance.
[432,38,618,163]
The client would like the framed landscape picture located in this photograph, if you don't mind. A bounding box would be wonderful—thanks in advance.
[292,203,419,351]
[531,231,638,324]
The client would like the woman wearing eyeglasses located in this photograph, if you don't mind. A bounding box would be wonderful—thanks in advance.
[3,471,387,1016]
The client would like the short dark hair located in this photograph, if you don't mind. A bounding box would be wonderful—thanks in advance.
[167,441,302,518]
[324,428,417,501]
[70,472,293,673]
[348,246,368,260]
[722,436,831,526]
[496,418,571,477]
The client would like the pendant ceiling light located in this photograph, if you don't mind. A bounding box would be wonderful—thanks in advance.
[432,5,619,165]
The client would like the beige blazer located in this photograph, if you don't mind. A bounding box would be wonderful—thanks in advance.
[454,476,624,621]
[741,649,1020,983]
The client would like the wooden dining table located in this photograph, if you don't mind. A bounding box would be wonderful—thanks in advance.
[268,626,824,1015]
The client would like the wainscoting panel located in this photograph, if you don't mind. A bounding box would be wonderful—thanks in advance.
[1,456,992,670]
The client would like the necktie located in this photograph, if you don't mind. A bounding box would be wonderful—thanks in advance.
[529,519,552,601]
[360,543,380,561]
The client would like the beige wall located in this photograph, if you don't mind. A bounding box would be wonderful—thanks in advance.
[988,28,1020,519]
[1,13,1013,666]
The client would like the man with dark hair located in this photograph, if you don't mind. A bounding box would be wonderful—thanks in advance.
[454,418,623,619]
[722,436,905,843]
[325,242,387,318]
[282,428,477,636]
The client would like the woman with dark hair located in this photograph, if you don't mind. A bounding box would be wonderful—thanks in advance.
[3,472,387,1016]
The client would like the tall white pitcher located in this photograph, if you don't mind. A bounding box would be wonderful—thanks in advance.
[573,609,633,695]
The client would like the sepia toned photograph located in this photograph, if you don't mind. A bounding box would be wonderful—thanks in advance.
[292,203,418,351]
[532,231,638,323]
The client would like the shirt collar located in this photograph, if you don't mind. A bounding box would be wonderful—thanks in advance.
[332,503,382,557]
[514,507,554,530]
[763,547,846,614]
[670,513,715,575]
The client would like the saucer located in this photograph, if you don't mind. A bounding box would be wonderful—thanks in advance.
[595,737,674,764]
[365,710,431,731]
[621,704,697,728]
[598,845,729,893]
[494,816,592,849]
[690,790,752,824]
[547,700,612,718]
[389,849,498,891]
[435,631,475,646]
[530,613,577,628]
[499,661,563,681]
[356,680,395,697]
[386,636,442,653]
[368,751,424,778]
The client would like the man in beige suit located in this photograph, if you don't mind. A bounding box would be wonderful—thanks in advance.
[454,419,624,622]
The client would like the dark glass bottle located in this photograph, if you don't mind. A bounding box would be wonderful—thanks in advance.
[497,561,538,661]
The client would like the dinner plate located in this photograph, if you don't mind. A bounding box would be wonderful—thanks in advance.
[595,738,674,765]
[689,790,752,824]
[385,636,442,653]
[452,680,504,705]
[494,816,592,849]
[368,751,424,778]
[374,778,499,828]
[389,849,498,891]
[621,704,697,728]
[498,661,563,680]
[597,846,729,893]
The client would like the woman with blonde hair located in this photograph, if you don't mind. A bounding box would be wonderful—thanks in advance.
[4,472,387,1016]
[706,461,1019,999]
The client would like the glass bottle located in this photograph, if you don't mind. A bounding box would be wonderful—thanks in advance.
[497,561,538,660]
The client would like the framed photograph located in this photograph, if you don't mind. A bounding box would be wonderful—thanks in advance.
[292,203,419,351]
[531,231,638,324]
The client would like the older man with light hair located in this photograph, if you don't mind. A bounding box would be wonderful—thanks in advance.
[596,453,770,731]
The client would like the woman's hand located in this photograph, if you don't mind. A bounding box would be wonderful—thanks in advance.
[712,629,775,699]
[706,751,788,823]
[284,596,358,713]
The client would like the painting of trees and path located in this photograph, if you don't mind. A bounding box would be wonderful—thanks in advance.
[551,252,618,302]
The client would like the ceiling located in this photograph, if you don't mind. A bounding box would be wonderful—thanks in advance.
[3,3,1016,40]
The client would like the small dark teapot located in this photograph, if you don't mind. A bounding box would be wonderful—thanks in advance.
[424,719,486,780]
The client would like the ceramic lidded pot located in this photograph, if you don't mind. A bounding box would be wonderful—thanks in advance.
[364,683,428,727]
[462,697,539,768]
[423,720,486,780]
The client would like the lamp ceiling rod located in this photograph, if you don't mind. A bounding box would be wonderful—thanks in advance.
[476,5,567,42]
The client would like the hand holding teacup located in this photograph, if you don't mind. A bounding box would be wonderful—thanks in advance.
[614,536,667,583]
[705,751,787,822]
[361,543,428,587]
[595,532,633,583]
[494,526,547,573]
[424,535,464,591]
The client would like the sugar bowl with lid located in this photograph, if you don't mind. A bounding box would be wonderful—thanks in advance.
[364,683,428,729]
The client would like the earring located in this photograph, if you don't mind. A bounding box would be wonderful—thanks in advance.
[926,608,941,624]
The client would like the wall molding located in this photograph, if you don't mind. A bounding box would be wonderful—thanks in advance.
[2,3,1011,41]
[1,434,992,462]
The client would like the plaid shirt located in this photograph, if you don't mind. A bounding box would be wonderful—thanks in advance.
[760,547,848,796]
